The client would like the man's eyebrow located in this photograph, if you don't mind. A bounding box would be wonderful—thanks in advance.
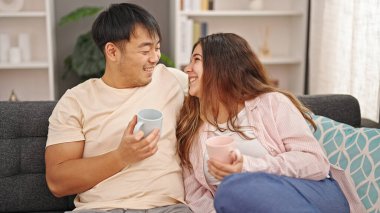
[137,41,161,48]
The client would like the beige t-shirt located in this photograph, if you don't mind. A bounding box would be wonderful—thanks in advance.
[47,64,188,210]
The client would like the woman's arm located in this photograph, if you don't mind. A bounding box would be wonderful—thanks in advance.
[242,93,330,180]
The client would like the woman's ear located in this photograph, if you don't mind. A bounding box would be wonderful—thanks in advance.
[104,42,119,62]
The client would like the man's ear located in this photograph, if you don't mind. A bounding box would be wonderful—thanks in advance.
[104,42,119,62]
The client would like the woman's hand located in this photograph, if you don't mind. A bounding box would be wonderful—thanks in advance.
[208,154,243,181]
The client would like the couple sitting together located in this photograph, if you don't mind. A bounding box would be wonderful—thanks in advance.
[45,3,363,213]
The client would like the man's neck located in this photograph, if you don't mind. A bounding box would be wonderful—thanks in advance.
[101,71,135,89]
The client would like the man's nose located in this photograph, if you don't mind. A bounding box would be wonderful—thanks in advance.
[184,64,192,73]
[149,51,160,63]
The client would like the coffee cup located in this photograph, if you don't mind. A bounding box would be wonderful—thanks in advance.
[206,136,241,164]
[133,108,163,136]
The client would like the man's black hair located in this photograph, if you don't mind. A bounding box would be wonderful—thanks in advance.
[91,3,162,53]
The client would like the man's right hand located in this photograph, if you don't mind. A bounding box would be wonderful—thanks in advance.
[45,115,160,197]
[116,115,160,167]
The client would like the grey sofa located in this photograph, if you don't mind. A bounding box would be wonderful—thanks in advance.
[0,94,373,212]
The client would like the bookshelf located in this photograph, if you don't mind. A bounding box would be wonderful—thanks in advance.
[171,0,309,94]
[0,0,55,101]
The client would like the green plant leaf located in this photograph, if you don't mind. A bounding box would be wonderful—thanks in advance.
[160,53,175,67]
[62,55,73,79]
[71,32,105,79]
[58,6,103,26]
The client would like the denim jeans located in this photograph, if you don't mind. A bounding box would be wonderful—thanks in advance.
[214,172,349,213]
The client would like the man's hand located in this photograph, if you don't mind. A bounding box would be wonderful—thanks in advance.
[208,154,243,181]
[116,115,160,167]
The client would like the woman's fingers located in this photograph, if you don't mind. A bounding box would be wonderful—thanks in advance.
[208,160,234,179]
[208,157,243,180]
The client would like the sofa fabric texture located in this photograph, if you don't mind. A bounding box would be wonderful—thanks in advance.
[0,95,372,212]
[0,102,75,213]
[298,94,361,127]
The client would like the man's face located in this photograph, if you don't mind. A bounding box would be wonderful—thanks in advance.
[117,25,161,87]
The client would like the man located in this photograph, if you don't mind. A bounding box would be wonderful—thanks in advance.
[45,3,190,212]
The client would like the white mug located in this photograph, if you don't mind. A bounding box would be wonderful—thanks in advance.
[133,108,163,137]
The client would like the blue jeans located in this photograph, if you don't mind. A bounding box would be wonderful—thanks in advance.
[214,172,349,213]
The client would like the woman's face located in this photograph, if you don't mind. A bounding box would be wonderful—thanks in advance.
[185,44,204,98]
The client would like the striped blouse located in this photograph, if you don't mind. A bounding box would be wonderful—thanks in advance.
[183,92,365,213]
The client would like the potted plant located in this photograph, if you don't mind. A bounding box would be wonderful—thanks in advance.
[59,6,175,80]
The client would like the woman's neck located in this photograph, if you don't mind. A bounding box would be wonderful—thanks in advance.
[203,102,245,124]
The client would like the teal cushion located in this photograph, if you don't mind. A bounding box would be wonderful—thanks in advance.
[312,115,380,212]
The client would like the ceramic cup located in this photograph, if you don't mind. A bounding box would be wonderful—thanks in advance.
[133,108,163,136]
[206,136,241,164]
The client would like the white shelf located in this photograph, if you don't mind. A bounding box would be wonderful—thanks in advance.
[260,57,301,65]
[171,0,308,95]
[0,11,46,17]
[180,10,303,17]
[0,0,55,101]
[0,62,49,69]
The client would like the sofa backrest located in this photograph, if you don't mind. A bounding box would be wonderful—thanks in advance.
[0,101,74,213]
[0,94,362,212]
[298,94,361,127]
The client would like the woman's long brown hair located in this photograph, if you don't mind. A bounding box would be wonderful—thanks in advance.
[177,33,316,169]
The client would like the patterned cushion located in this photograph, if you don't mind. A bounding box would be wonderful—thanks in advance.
[312,115,380,212]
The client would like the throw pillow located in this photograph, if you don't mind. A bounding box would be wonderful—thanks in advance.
[312,115,380,212]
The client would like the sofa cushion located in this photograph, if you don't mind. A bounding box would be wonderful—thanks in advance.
[312,115,380,212]
[0,101,75,213]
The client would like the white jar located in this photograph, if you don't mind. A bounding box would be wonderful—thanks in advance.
[9,47,22,64]
[0,33,10,63]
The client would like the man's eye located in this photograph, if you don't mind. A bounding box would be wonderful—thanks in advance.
[142,51,149,55]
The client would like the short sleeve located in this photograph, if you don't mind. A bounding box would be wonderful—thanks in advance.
[46,90,85,147]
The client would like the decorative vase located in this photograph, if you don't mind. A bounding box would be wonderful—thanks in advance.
[9,89,19,102]
[259,26,272,58]
[18,33,31,61]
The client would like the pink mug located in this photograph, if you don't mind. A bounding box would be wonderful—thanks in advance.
[206,136,241,164]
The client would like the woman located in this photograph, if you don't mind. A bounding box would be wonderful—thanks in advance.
[177,33,360,213]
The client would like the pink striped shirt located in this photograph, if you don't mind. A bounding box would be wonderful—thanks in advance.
[183,92,365,213]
